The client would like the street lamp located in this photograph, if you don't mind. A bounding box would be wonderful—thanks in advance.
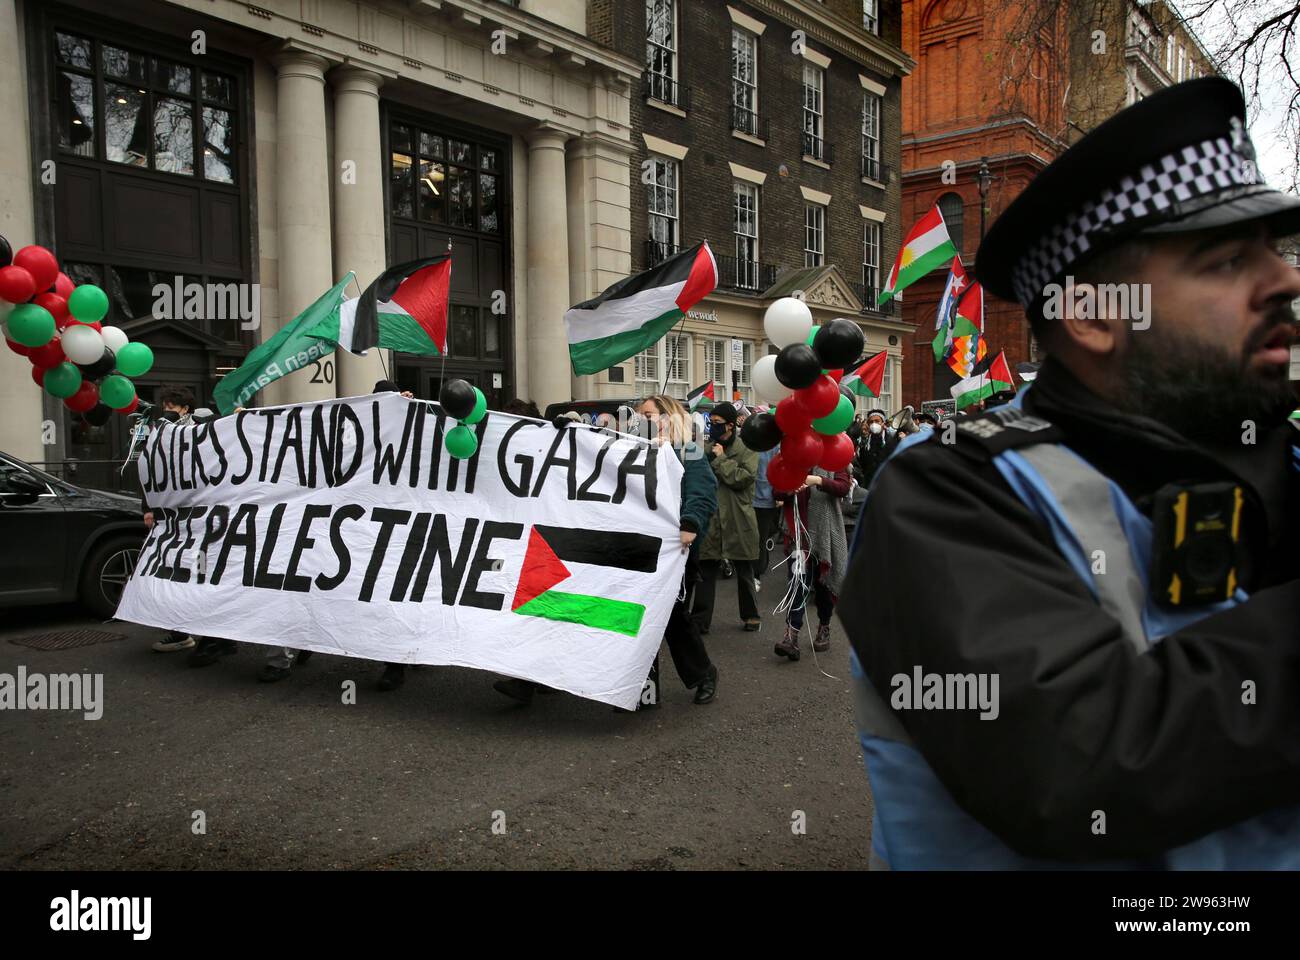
[976,156,997,242]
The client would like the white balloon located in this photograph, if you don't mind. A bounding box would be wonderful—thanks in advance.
[61,323,105,365]
[752,354,792,403]
[101,325,129,353]
[762,297,814,348]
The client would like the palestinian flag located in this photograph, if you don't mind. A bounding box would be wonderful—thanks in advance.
[842,350,887,398]
[878,204,958,306]
[931,257,968,362]
[512,526,661,637]
[565,241,718,375]
[951,351,1014,410]
[686,381,715,412]
[308,255,451,356]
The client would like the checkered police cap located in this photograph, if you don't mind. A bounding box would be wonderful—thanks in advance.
[977,78,1300,308]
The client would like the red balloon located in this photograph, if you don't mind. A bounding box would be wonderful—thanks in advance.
[34,292,69,323]
[781,427,824,470]
[793,375,840,419]
[64,380,100,413]
[118,396,140,415]
[28,337,66,369]
[31,365,45,387]
[53,272,75,299]
[87,321,102,332]
[767,453,808,493]
[827,368,844,382]
[0,264,36,304]
[774,397,812,435]
[13,246,60,292]
[818,432,856,472]
[6,338,33,358]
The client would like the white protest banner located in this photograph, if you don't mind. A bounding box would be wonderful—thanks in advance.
[116,393,685,709]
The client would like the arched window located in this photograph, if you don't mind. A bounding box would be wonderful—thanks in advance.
[937,192,965,253]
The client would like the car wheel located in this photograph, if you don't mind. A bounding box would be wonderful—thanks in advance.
[79,536,142,620]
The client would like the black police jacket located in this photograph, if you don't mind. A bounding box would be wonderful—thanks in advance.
[838,357,1300,861]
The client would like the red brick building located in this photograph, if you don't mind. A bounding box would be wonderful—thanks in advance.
[897,0,1071,408]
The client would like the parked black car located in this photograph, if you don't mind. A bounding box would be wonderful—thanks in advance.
[0,451,146,619]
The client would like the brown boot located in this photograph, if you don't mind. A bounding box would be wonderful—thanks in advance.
[774,623,801,661]
[813,623,831,653]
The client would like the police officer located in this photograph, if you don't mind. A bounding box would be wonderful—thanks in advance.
[839,77,1300,869]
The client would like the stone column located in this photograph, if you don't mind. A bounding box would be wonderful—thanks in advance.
[266,47,335,406]
[0,0,45,461]
[330,65,389,398]
[525,126,573,410]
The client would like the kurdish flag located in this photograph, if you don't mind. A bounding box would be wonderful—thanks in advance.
[512,525,661,637]
[878,204,958,306]
[932,257,968,362]
[566,242,718,375]
[842,350,888,398]
[951,350,1014,410]
[308,255,451,356]
[686,381,716,412]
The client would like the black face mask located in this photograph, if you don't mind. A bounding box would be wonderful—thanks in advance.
[158,410,181,424]
[708,421,730,443]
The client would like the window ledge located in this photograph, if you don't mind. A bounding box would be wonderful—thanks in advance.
[802,155,831,170]
[861,175,886,189]
[645,97,687,118]
[731,129,766,148]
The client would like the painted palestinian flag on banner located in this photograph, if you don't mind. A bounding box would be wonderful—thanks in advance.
[951,350,1014,410]
[565,241,718,375]
[931,257,968,362]
[308,255,451,356]
[512,526,661,637]
[686,381,715,412]
[878,204,958,306]
[842,350,888,398]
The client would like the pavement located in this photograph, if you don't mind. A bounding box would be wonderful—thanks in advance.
[0,570,874,870]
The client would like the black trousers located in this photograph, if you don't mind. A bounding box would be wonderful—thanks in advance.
[693,558,760,631]
[664,594,712,689]
[753,507,781,578]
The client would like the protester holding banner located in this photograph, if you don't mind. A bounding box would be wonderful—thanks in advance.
[370,380,418,694]
[693,403,761,634]
[638,394,719,704]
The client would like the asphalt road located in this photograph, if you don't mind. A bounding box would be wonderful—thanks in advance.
[0,570,874,870]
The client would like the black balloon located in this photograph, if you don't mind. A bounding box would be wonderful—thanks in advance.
[79,346,116,381]
[813,318,866,370]
[438,378,477,420]
[84,403,113,426]
[0,234,10,268]
[740,411,783,452]
[774,342,821,390]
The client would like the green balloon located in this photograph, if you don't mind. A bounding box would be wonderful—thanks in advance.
[445,424,478,459]
[100,374,136,409]
[462,387,487,425]
[43,362,83,399]
[68,284,109,323]
[811,394,854,435]
[116,341,154,377]
[805,325,820,346]
[8,303,55,347]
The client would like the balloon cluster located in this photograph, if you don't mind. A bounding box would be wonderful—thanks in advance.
[438,378,487,459]
[1,236,154,426]
[741,297,864,490]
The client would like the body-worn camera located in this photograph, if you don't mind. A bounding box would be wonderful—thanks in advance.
[1150,481,1245,607]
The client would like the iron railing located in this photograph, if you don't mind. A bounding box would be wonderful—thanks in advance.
[643,71,689,109]
[714,252,777,293]
[731,104,769,141]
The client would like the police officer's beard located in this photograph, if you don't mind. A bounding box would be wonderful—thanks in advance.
[1115,305,1298,444]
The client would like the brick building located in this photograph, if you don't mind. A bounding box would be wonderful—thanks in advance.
[582,0,914,412]
[898,0,1221,409]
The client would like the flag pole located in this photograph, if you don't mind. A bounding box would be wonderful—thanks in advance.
[438,236,452,397]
